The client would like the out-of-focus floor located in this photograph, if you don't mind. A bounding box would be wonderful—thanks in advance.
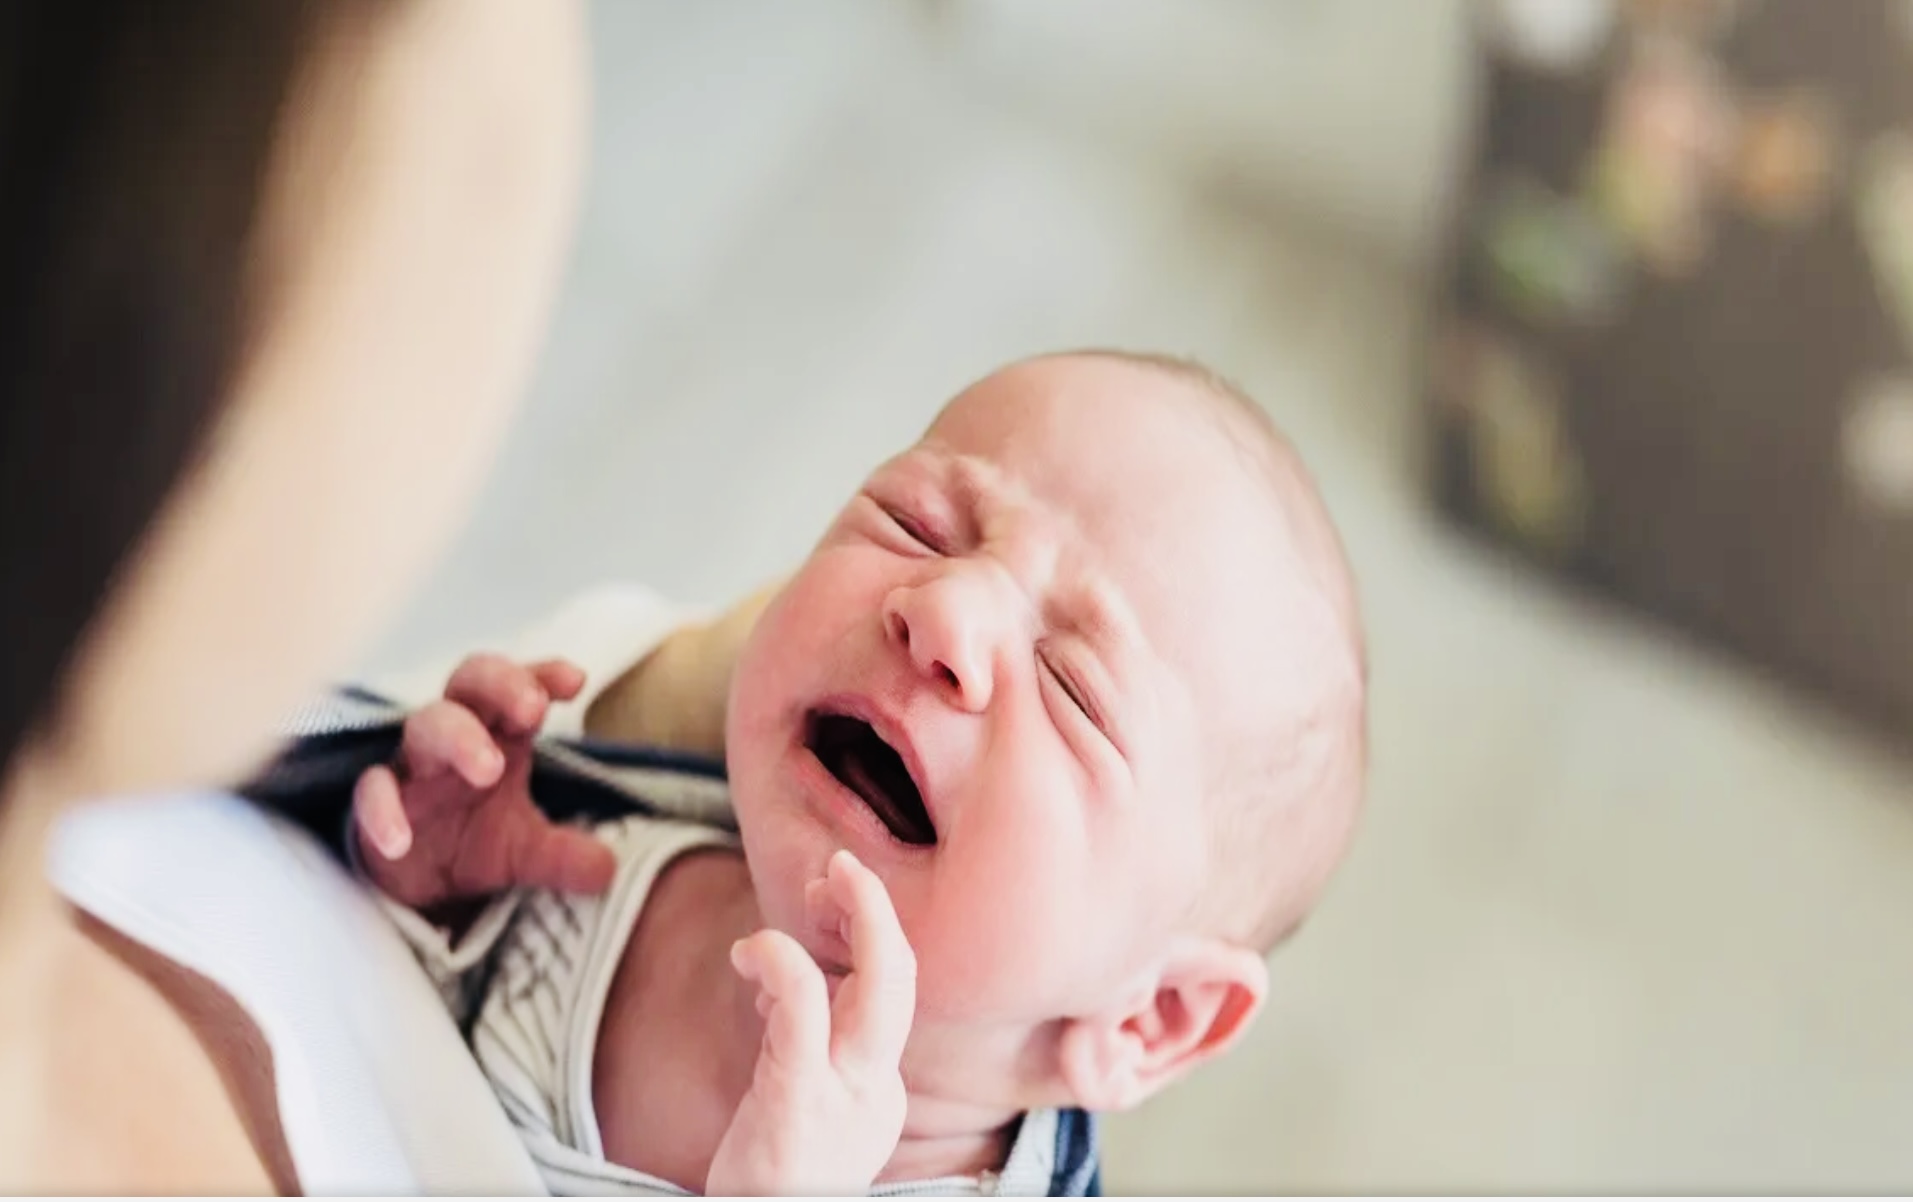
[368,3,1913,1191]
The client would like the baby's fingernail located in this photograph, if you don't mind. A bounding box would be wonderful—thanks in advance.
[372,818,410,860]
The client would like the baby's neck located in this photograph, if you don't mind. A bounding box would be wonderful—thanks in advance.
[593,845,1018,1191]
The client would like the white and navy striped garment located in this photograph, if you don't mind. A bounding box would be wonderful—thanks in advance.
[377,812,1059,1197]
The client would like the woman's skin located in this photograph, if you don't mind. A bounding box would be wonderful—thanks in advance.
[585,582,786,756]
[0,0,588,1189]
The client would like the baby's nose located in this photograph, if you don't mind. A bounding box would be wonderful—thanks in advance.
[882,576,999,712]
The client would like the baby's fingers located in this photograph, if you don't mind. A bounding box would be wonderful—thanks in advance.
[529,658,586,705]
[352,764,412,860]
[446,653,567,738]
[731,930,830,1078]
[506,821,617,896]
[828,851,916,1072]
[401,700,506,790]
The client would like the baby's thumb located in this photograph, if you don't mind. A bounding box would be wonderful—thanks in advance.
[514,824,617,895]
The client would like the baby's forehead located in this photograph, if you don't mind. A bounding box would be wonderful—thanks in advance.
[911,360,1320,729]
[921,358,1253,525]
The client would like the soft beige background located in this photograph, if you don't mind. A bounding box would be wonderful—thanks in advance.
[368,3,1913,1191]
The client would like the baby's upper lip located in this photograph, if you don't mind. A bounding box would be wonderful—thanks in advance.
[806,691,939,837]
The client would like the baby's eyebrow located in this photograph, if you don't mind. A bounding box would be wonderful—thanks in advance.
[934,453,1022,552]
[941,453,998,513]
[1065,583,1138,665]
[891,445,987,508]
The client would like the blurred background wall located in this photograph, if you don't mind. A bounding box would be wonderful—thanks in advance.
[366,1,1913,1191]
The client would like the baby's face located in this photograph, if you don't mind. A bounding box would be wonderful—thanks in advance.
[726,358,1310,1039]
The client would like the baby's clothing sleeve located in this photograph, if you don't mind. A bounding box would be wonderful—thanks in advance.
[366,583,709,739]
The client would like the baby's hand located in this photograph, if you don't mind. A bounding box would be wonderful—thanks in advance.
[706,851,917,1196]
[352,653,616,910]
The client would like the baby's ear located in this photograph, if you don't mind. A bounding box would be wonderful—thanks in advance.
[1057,939,1268,1111]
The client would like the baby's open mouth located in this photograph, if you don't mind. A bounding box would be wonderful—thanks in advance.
[804,710,936,846]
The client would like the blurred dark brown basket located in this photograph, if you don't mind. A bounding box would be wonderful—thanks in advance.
[1430,0,1913,745]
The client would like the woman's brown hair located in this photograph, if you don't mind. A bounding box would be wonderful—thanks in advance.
[0,2,342,790]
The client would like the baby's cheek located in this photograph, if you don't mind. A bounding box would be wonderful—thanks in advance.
[907,837,1087,1022]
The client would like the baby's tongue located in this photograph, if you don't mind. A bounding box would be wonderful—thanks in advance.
[842,754,890,812]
